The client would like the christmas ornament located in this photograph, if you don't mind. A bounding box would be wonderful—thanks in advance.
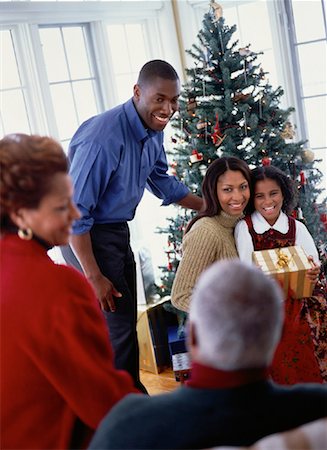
[301,148,315,163]
[190,149,203,163]
[238,47,252,57]
[320,213,327,231]
[299,171,306,193]
[262,156,272,166]
[199,164,207,177]
[297,207,304,220]
[233,92,251,103]
[280,121,295,140]
[210,1,223,21]
[187,96,197,116]
[259,68,266,79]
[211,113,226,146]
[258,95,263,119]
[196,119,207,130]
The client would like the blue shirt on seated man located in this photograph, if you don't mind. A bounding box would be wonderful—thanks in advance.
[89,260,327,450]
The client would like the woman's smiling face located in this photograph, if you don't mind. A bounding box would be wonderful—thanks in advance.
[216,170,250,216]
[254,178,284,225]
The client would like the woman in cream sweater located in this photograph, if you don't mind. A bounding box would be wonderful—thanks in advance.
[171,157,251,312]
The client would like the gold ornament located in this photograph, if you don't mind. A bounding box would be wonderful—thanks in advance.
[280,121,295,140]
[301,149,315,163]
[210,1,223,21]
[18,227,33,240]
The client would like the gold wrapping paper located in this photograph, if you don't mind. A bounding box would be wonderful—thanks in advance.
[252,246,314,298]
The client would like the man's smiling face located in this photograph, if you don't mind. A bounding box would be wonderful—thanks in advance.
[133,76,180,132]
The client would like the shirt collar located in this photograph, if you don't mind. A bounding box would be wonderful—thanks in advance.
[123,98,161,144]
[186,362,269,389]
[252,210,289,234]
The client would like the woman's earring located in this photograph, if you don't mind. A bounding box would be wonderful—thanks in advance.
[18,228,33,240]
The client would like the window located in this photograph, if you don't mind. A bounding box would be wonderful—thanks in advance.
[0,28,31,135]
[285,0,326,189]
[0,1,181,287]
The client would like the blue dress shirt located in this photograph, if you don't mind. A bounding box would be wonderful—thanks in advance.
[68,98,189,234]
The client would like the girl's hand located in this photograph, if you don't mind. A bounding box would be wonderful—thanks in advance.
[306,256,320,283]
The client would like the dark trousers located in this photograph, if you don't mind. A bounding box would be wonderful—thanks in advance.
[61,223,146,393]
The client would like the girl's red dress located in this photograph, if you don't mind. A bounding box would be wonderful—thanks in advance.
[245,215,327,385]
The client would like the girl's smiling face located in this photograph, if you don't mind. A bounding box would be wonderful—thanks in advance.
[254,178,284,225]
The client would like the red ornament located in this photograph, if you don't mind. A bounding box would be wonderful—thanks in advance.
[262,157,272,166]
[299,171,306,185]
[168,262,173,271]
[320,213,327,231]
[190,149,203,163]
[211,113,226,147]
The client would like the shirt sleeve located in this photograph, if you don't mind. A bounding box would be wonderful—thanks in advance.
[295,220,320,265]
[171,225,218,312]
[234,219,254,263]
[146,145,189,205]
[69,141,117,234]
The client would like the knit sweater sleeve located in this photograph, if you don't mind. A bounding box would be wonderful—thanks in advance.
[171,220,222,312]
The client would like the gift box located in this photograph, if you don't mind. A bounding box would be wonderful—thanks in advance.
[137,300,171,374]
[252,245,314,299]
[168,326,191,382]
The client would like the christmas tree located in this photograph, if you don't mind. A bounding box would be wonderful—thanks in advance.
[157,1,326,299]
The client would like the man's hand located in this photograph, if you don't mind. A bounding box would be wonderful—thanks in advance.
[89,272,122,312]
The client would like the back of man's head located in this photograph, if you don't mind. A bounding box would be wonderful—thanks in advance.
[189,260,284,370]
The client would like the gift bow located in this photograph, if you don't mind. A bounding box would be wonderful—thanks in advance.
[276,249,291,269]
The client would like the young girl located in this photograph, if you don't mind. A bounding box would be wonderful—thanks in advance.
[235,165,326,384]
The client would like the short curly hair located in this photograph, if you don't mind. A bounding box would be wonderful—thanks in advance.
[248,165,297,215]
[0,133,68,230]
[137,60,179,86]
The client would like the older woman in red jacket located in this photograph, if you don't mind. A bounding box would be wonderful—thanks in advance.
[0,134,138,450]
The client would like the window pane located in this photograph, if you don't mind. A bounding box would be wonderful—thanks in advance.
[73,80,97,123]
[0,90,30,135]
[292,0,325,42]
[237,2,272,50]
[258,49,278,88]
[304,96,327,149]
[39,28,69,82]
[1,30,21,88]
[63,27,91,79]
[50,83,78,140]
[223,6,241,44]
[107,25,130,73]
[115,73,135,103]
[125,24,147,72]
[298,41,326,97]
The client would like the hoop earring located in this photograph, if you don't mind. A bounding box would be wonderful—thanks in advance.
[18,228,33,241]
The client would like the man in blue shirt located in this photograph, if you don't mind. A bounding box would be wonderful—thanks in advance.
[65,60,203,392]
